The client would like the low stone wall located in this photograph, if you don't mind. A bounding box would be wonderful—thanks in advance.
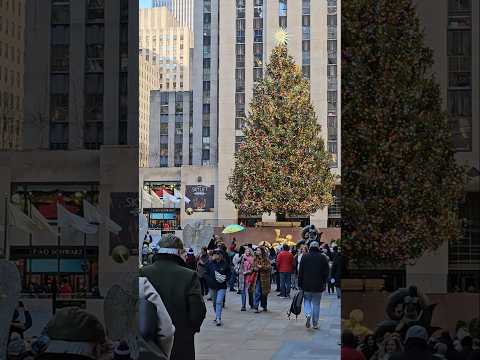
[214,226,341,246]
[342,292,480,334]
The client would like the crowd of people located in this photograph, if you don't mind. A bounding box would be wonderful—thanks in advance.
[7,226,342,360]
[342,322,480,360]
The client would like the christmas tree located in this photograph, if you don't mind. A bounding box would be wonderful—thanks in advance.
[342,0,466,265]
[226,38,335,218]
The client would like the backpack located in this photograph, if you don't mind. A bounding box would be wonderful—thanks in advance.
[287,290,304,319]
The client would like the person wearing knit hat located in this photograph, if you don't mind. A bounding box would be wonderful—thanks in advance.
[113,340,131,360]
[140,233,206,360]
[37,307,112,359]
[390,325,434,360]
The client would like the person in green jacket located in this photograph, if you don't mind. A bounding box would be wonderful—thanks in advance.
[140,233,207,360]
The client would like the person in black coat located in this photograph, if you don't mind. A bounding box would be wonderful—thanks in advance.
[298,241,330,329]
[330,246,343,299]
[205,249,231,326]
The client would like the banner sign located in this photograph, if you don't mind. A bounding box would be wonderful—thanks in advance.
[185,185,214,212]
[9,246,98,260]
[109,192,139,255]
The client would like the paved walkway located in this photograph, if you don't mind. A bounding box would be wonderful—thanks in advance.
[195,289,340,360]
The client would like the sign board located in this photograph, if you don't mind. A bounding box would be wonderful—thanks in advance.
[110,192,139,255]
[185,185,215,212]
[9,246,98,260]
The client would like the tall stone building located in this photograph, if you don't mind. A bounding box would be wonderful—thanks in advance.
[152,0,194,30]
[0,0,25,150]
[23,0,138,150]
[139,6,193,92]
[139,52,160,167]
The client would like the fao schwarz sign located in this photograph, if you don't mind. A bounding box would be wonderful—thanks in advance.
[9,246,98,259]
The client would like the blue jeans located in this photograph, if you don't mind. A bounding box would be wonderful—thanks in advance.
[304,291,322,325]
[211,288,226,321]
[279,272,291,297]
[253,279,267,309]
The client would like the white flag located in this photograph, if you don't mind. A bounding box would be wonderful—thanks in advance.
[8,203,38,234]
[150,190,165,207]
[174,189,190,204]
[83,200,122,235]
[57,203,98,234]
[162,190,178,205]
[30,205,58,237]
[142,189,163,208]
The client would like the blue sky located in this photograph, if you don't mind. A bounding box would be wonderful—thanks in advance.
[139,0,151,8]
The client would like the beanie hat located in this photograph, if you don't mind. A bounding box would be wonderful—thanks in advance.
[157,233,184,254]
[114,340,131,360]
[45,307,106,343]
[309,241,320,249]
[188,248,194,255]
[405,325,428,342]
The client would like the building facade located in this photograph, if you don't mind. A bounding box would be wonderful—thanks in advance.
[139,7,193,92]
[0,0,25,150]
[4,0,140,316]
[408,0,480,293]
[148,90,192,168]
[152,0,194,31]
[23,0,138,150]
[191,0,340,228]
[139,53,160,167]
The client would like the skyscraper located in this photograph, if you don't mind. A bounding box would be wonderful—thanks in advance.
[0,0,25,150]
[23,0,138,150]
[139,7,193,91]
[152,0,194,30]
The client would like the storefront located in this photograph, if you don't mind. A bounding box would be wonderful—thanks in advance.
[10,246,99,296]
[143,208,180,231]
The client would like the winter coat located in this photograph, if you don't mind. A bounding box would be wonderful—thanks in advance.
[240,255,254,291]
[298,248,330,292]
[331,252,343,287]
[140,253,207,360]
[253,256,271,295]
[138,276,175,360]
[205,259,231,290]
[276,250,294,273]
[196,254,209,278]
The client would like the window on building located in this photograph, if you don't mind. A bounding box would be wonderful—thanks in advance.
[51,0,70,25]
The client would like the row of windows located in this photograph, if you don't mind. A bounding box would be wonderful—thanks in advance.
[0,17,22,40]
[447,0,471,152]
[234,0,246,138]
[0,0,22,16]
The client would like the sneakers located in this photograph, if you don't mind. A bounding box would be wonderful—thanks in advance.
[241,307,246,311]
[216,319,222,326]
[254,308,260,313]
[313,323,319,330]
[306,316,311,329]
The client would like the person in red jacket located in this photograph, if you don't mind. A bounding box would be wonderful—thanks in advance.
[276,244,294,298]
[341,330,366,360]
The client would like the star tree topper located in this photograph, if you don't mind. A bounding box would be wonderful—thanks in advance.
[275,28,289,46]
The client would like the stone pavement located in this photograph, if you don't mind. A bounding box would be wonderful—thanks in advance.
[195,289,340,360]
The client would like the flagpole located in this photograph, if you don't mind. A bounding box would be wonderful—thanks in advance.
[53,225,60,315]
[83,233,87,296]
[3,194,7,259]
